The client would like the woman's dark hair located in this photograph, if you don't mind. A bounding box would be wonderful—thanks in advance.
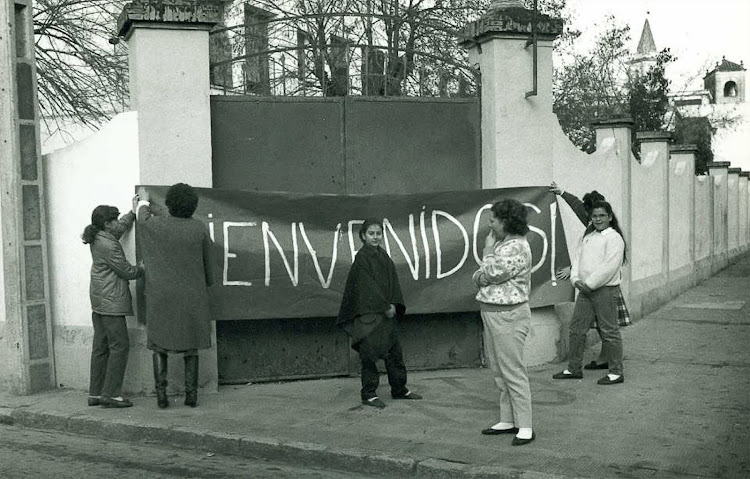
[587,200,628,264]
[165,183,199,218]
[358,217,383,243]
[582,190,606,215]
[82,205,119,244]
[491,199,529,236]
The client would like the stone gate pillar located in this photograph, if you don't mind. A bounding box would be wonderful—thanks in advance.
[117,0,222,187]
[460,0,563,188]
[117,0,222,393]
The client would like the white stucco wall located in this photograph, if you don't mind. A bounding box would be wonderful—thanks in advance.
[668,153,694,271]
[43,112,140,390]
[44,112,140,328]
[551,123,628,263]
[694,176,713,261]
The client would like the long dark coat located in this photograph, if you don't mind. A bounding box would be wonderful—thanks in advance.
[138,205,216,351]
[337,244,405,346]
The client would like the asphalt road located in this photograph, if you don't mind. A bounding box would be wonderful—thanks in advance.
[0,425,377,479]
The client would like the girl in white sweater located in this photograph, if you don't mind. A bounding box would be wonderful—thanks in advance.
[553,201,627,385]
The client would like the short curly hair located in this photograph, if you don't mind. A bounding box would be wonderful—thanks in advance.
[491,199,529,236]
[165,183,199,218]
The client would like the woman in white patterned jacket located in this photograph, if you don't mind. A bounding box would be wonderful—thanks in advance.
[472,198,535,447]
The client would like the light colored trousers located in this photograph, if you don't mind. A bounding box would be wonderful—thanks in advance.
[480,302,533,429]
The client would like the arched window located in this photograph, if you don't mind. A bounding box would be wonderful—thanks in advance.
[724,81,738,97]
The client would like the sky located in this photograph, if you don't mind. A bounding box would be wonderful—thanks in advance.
[564,0,750,91]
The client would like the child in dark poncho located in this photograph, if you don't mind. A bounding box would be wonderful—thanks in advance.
[337,218,423,408]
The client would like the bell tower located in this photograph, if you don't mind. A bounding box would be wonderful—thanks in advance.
[704,56,746,104]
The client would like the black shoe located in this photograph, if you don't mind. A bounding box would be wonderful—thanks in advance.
[511,432,536,446]
[552,370,582,379]
[481,426,519,436]
[100,397,133,408]
[362,397,386,408]
[584,361,609,370]
[597,375,624,385]
[87,397,101,407]
[392,391,422,400]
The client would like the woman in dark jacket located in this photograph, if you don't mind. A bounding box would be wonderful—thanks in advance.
[337,218,422,408]
[82,197,144,408]
[137,183,215,409]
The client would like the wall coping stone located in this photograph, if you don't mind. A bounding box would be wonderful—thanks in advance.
[117,0,222,39]
[706,161,731,168]
[740,172,750,178]
[460,5,563,47]
[591,117,634,129]
[636,131,673,143]
[728,167,742,174]
[669,144,698,153]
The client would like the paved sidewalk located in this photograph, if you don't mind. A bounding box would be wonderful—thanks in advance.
[3,256,750,478]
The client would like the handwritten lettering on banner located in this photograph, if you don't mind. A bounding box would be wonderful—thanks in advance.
[137,186,573,320]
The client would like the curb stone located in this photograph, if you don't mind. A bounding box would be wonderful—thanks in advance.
[3,407,567,478]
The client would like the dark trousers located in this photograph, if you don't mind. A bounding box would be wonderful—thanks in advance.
[89,312,129,398]
[568,286,624,375]
[356,317,408,400]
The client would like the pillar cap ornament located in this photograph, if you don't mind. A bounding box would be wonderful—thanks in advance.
[460,2,563,48]
[636,131,673,143]
[117,0,222,39]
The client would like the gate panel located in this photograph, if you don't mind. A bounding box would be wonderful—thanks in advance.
[210,95,481,383]
[211,97,346,193]
[345,97,480,194]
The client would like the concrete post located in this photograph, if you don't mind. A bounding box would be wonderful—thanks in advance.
[668,144,697,296]
[707,161,730,272]
[460,2,563,188]
[630,131,672,317]
[727,167,742,258]
[739,172,749,252]
[117,0,222,393]
[117,0,222,188]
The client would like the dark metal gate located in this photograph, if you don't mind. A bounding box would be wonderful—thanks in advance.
[210,95,482,383]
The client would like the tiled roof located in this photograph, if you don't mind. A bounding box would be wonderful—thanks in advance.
[707,57,746,75]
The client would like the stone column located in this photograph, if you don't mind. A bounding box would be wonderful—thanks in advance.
[117,0,222,188]
[460,2,563,188]
[0,0,56,394]
[707,161,730,272]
